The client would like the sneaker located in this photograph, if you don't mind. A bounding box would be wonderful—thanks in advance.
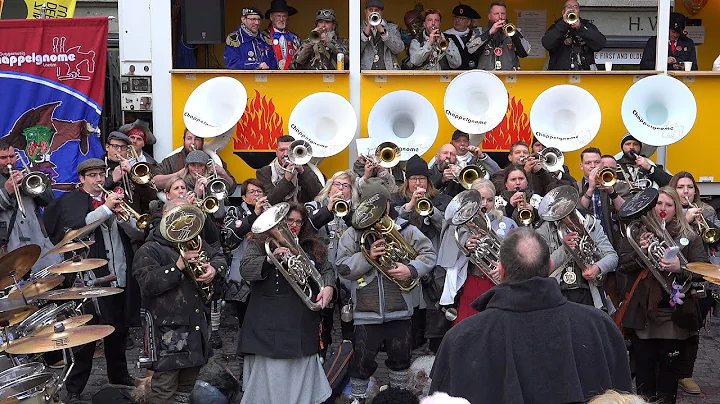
[679,377,701,394]
[210,330,223,349]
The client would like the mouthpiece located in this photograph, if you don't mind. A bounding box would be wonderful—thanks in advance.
[481,207,487,213]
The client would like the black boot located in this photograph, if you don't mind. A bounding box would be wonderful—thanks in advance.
[211,329,223,349]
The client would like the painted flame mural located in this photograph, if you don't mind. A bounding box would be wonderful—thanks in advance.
[482,96,533,151]
[233,89,284,151]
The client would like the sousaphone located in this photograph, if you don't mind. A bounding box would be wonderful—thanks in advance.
[367,90,438,161]
[183,76,248,139]
[288,92,357,159]
[621,75,697,147]
[444,70,509,134]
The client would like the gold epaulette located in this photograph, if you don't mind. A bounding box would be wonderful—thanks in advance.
[226,32,240,48]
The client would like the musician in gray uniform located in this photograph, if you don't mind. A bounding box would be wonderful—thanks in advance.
[360,0,404,70]
[470,2,530,71]
[408,9,462,70]
[536,187,618,311]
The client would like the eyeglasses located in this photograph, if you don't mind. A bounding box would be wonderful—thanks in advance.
[332,181,351,190]
[408,177,427,183]
[83,172,107,179]
[564,4,580,10]
[287,219,303,226]
[246,189,264,196]
[107,144,127,150]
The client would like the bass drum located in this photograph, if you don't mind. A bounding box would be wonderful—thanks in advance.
[0,373,60,404]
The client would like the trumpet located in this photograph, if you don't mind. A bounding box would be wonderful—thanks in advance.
[15,152,49,197]
[516,188,533,226]
[375,141,401,168]
[6,164,26,218]
[503,22,517,37]
[565,11,579,25]
[596,167,617,188]
[288,139,312,166]
[195,171,229,202]
[415,192,433,217]
[368,11,382,26]
[195,196,220,214]
[518,148,565,173]
[98,184,150,229]
[685,196,719,244]
[430,26,448,52]
[456,165,488,189]
[309,29,326,43]
[333,200,350,217]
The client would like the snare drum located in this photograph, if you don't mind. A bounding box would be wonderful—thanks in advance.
[0,373,59,404]
[0,363,45,390]
[14,302,76,338]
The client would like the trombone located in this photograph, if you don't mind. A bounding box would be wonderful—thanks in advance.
[98,184,150,229]
[6,164,26,218]
[685,196,720,244]
[15,152,49,197]
[125,145,154,189]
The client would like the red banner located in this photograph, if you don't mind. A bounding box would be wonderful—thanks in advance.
[0,17,107,190]
[0,17,107,105]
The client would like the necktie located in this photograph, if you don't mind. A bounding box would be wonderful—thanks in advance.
[670,40,676,55]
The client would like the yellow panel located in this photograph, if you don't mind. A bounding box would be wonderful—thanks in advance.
[171,72,350,183]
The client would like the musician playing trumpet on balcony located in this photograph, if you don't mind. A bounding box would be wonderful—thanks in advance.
[360,0,404,70]
[470,2,530,71]
[408,9,461,70]
[541,0,606,71]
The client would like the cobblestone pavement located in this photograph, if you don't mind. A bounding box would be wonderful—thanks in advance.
[68,309,720,403]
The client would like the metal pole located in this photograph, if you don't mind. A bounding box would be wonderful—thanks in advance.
[348,0,361,168]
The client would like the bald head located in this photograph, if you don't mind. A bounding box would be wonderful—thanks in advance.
[499,228,551,281]
[436,144,457,167]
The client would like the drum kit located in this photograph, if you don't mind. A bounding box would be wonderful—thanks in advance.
[0,219,122,403]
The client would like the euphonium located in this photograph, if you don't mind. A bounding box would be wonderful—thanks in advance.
[596,167,617,188]
[619,188,691,295]
[685,196,720,244]
[503,22,517,37]
[565,11,579,25]
[516,188,534,226]
[360,215,419,292]
[451,191,502,286]
[98,184,150,229]
[375,141,401,168]
[15,151,49,197]
[252,203,326,311]
[180,235,214,305]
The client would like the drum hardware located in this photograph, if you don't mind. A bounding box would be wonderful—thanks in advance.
[7,275,64,301]
[42,218,105,258]
[31,314,93,337]
[137,309,157,369]
[0,245,39,291]
[687,262,720,278]
[47,257,107,275]
[98,184,150,229]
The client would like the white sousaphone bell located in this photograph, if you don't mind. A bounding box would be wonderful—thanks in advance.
[367,90,438,161]
[287,92,357,159]
[444,70,509,135]
[183,76,248,140]
[621,74,697,147]
[529,84,602,152]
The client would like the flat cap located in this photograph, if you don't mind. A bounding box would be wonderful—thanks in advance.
[106,131,131,145]
[185,150,211,165]
[77,158,107,175]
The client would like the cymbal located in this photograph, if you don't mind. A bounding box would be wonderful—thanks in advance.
[7,274,65,300]
[34,287,123,300]
[5,324,114,354]
[43,217,105,257]
[47,240,96,256]
[48,258,108,274]
[704,276,720,286]
[31,314,93,336]
[0,305,37,327]
[0,245,40,289]
[687,262,720,278]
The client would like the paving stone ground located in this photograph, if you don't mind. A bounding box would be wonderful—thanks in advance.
[70,308,720,403]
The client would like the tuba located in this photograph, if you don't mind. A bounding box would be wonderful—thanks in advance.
[354,193,419,292]
[539,186,602,282]
[451,190,502,286]
[619,188,691,294]
[159,203,214,305]
[252,203,325,311]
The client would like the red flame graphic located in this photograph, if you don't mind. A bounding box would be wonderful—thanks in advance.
[483,96,533,151]
[234,90,284,151]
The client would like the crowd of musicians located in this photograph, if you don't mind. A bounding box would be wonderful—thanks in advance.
[217,0,699,72]
[3,111,719,403]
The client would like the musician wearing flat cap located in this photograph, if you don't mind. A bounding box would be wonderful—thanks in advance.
[261,0,301,70]
[44,158,139,401]
[541,0,606,70]
[360,0,404,70]
[224,7,278,70]
[409,9,462,70]
[442,4,481,70]
[640,12,698,71]
[469,2,531,71]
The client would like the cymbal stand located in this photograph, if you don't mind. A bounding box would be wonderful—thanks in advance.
[9,271,28,305]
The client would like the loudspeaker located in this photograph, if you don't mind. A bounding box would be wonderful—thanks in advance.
[182,0,225,45]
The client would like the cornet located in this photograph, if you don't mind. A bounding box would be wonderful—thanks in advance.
[685,196,720,244]
[374,142,401,169]
[368,11,382,27]
[415,192,433,217]
[565,11,579,25]
[309,29,326,43]
[98,184,150,229]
